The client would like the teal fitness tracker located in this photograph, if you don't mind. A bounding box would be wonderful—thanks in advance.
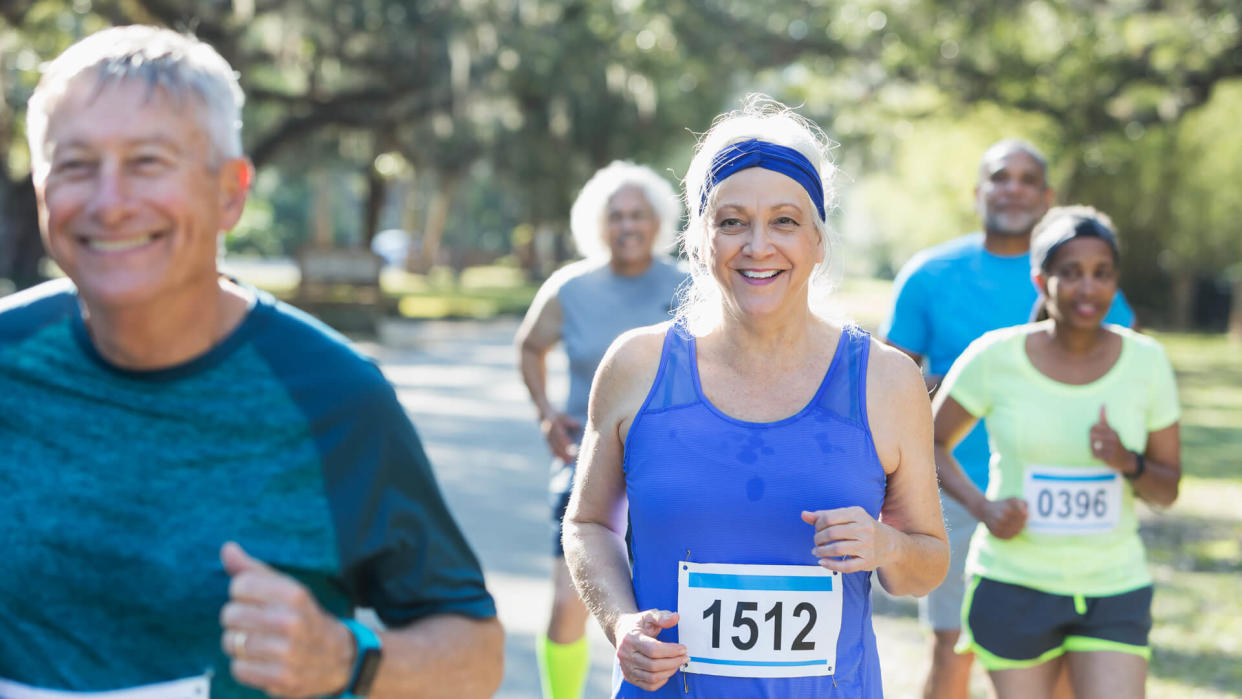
[339,619,382,698]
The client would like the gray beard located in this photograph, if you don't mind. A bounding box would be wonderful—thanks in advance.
[985,212,1038,237]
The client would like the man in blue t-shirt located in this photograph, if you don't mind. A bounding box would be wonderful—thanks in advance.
[1,26,502,699]
[881,139,1134,699]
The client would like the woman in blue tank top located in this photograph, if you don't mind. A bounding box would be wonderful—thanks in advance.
[562,97,950,698]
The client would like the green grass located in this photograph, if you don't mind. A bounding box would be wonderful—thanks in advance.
[826,276,897,332]
[1152,332,1242,481]
[385,266,538,320]
[226,260,540,321]
[1141,331,1242,698]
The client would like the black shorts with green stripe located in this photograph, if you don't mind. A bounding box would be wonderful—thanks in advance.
[958,576,1153,670]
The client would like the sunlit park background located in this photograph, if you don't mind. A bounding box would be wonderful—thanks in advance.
[1,0,1240,696]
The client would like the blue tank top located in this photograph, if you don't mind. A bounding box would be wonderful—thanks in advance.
[619,323,887,698]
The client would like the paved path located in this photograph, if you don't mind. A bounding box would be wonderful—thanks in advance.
[356,318,952,698]
[358,318,615,697]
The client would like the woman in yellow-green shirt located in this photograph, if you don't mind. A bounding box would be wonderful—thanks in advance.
[932,206,1181,699]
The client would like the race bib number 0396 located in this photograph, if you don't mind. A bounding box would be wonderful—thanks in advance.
[1023,464,1122,535]
[677,562,841,678]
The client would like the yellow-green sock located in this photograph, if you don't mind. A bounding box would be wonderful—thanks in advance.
[537,633,589,699]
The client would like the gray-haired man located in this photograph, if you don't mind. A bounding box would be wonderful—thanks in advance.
[1,26,502,698]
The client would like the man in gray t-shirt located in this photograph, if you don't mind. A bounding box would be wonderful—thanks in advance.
[515,162,686,699]
[543,256,687,429]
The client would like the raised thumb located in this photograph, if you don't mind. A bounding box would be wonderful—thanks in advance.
[655,610,680,629]
[1097,404,1109,426]
[220,541,273,577]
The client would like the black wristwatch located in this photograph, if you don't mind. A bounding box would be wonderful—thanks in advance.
[1124,450,1146,481]
[339,619,383,698]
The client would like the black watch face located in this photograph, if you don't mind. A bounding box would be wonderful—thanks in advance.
[353,647,383,696]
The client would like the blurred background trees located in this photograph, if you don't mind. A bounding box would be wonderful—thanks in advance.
[3,0,1241,332]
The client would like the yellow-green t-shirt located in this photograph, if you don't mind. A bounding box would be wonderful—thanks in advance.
[943,324,1180,596]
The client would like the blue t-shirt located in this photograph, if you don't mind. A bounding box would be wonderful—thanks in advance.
[0,280,495,696]
[881,233,1135,488]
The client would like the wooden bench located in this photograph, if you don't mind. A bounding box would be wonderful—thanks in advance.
[295,248,389,333]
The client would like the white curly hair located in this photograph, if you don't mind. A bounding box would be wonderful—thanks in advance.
[569,160,682,260]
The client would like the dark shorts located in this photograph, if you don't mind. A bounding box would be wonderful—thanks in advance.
[959,576,1153,670]
[549,457,575,557]
[549,453,631,561]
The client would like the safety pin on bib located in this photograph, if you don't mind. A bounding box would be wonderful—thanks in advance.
[682,549,691,694]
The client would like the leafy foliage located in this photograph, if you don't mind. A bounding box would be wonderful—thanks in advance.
[3,0,1241,326]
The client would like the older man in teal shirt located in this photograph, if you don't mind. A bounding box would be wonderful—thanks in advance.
[1,25,502,699]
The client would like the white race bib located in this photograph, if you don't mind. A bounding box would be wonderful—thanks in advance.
[1023,464,1122,535]
[676,562,841,678]
[0,674,209,699]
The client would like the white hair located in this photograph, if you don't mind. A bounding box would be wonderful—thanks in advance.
[677,95,839,335]
[26,25,244,180]
[569,160,682,260]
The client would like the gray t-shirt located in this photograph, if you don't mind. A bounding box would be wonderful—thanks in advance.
[554,256,688,423]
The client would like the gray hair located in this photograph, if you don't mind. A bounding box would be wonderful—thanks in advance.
[26,25,244,179]
[569,160,682,260]
[978,138,1049,186]
[677,95,838,335]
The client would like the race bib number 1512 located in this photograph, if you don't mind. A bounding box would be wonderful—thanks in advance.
[677,562,841,678]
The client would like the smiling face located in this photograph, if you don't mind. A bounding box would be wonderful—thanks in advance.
[35,76,249,312]
[704,167,824,322]
[603,185,659,273]
[976,149,1053,238]
[1039,236,1118,329]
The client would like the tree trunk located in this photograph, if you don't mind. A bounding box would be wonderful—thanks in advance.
[0,175,45,291]
[512,222,538,282]
[533,222,558,278]
[553,224,571,266]
[409,174,459,274]
[1169,269,1195,331]
[312,170,333,249]
[1229,275,1242,341]
[398,177,421,272]
[361,165,384,248]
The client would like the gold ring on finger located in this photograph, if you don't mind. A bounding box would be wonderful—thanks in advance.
[230,630,248,658]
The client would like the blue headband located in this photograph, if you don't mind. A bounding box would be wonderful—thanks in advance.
[699,139,826,221]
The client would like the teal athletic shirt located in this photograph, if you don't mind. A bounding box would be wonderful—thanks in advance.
[0,279,494,696]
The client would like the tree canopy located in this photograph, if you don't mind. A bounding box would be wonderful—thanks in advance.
[3,0,1241,329]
